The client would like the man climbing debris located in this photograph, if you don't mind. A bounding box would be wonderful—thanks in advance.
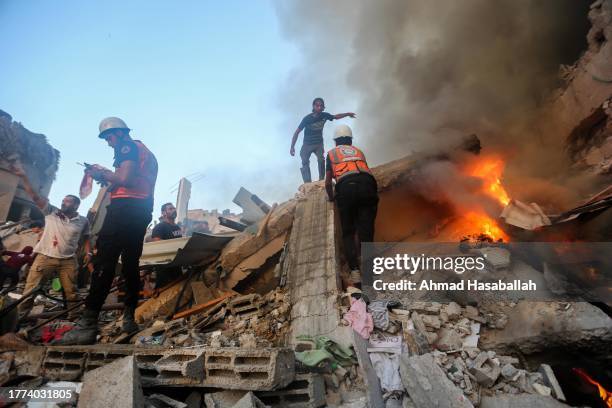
[290,97,356,183]
[10,167,91,319]
[58,117,158,344]
[325,125,378,289]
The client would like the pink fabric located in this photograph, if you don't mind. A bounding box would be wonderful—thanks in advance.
[79,172,93,199]
[343,297,374,339]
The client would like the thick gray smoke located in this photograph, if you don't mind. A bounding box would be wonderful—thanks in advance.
[275,0,590,166]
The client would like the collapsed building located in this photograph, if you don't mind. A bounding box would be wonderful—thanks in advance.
[1,1,612,407]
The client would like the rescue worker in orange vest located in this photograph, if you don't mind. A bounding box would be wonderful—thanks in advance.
[58,117,158,344]
[325,125,378,288]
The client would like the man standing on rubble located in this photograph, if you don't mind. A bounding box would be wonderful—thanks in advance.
[290,97,356,183]
[9,167,91,318]
[325,125,378,289]
[151,203,182,241]
[151,202,183,288]
[59,117,158,344]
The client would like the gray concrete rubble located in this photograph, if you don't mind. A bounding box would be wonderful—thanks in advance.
[479,394,571,408]
[77,356,144,408]
[204,347,295,390]
[399,353,474,408]
[231,391,267,408]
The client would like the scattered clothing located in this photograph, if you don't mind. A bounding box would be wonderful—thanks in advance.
[368,299,401,331]
[295,335,357,368]
[41,322,75,343]
[79,172,93,199]
[369,352,404,396]
[343,297,374,339]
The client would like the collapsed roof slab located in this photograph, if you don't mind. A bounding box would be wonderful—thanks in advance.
[139,232,236,268]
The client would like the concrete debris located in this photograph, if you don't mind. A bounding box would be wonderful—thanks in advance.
[77,356,144,408]
[231,391,267,408]
[538,364,566,402]
[480,394,570,408]
[257,373,326,408]
[399,353,474,408]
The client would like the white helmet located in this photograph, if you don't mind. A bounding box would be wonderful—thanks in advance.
[98,117,130,138]
[333,124,353,140]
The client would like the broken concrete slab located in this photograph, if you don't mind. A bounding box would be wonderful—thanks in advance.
[219,199,296,280]
[14,346,45,377]
[233,187,271,225]
[480,301,612,355]
[77,356,144,408]
[479,394,570,408]
[203,347,295,390]
[399,353,474,408]
[232,392,267,408]
[538,364,566,402]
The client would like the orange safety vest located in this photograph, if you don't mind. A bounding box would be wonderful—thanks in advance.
[110,140,158,201]
[327,145,372,182]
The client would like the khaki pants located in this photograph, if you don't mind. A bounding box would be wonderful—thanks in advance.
[19,254,77,315]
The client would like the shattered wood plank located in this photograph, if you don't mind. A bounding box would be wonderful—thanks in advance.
[172,292,233,320]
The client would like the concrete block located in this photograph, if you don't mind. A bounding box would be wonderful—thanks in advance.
[204,347,295,390]
[148,393,188,408]
[42,348,88,381]
[399,353,474,408]
[232,392,266,408]
[134,347,206,386]
[229,294,262,318]
[256,373,325,408]
[77,356,144,408]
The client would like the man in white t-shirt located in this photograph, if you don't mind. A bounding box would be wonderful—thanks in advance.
[11,167,91,318]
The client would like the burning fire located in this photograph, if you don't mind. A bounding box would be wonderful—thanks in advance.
[436,155,511,241]
[441,211,509,242]
[464,156,511,206]
[573,368,612,407]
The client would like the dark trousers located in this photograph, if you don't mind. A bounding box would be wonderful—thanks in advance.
[0,265,19,289]
[335,174,378,285]
[85,200,151,312]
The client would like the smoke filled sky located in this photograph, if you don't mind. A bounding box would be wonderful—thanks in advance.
[1,0,591,214]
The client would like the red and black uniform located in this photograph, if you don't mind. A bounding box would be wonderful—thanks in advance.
[0,247,34,288]
[326,145,378,283]
[85,139,158,313]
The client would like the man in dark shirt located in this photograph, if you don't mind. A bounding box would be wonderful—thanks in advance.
[290,97,356,183]
[0,246,35,290]
[150,203,183,288]
[151,203,182,241]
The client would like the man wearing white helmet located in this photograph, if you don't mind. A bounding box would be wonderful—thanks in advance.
[58,117,158,344]
[325,124,378,288]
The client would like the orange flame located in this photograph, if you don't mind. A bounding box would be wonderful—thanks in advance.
[464,156,511,206]
[574,368,612,407]
[437,211,509,242]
